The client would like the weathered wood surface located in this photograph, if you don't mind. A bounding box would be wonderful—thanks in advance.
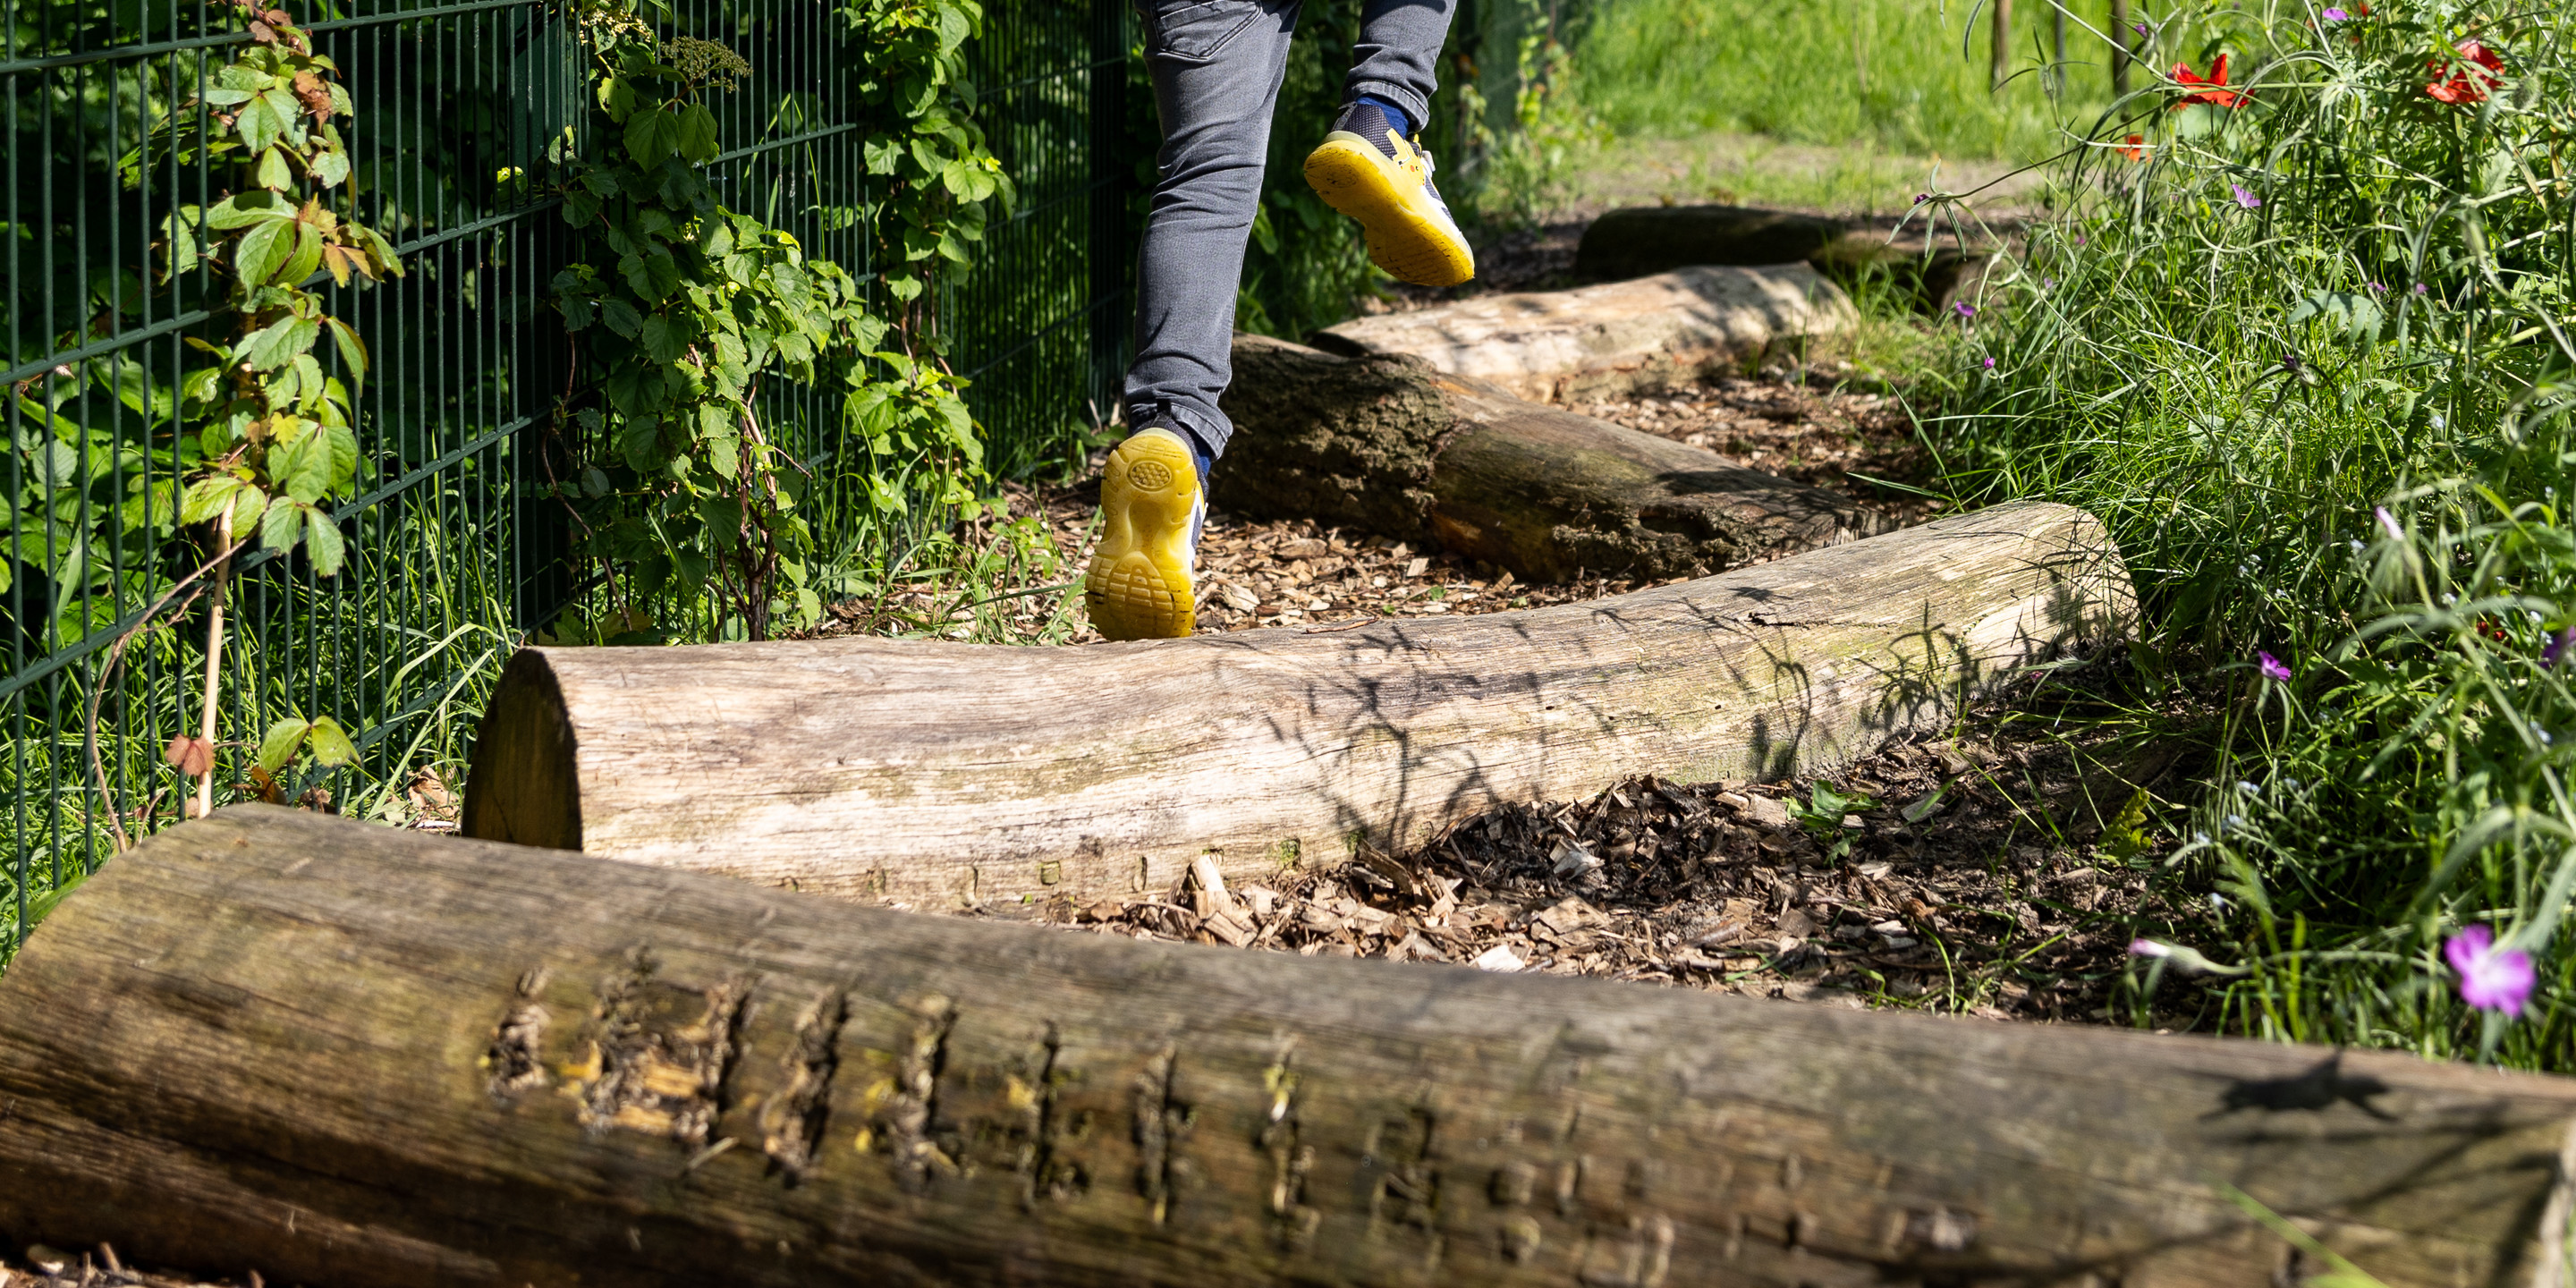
[462,503,2133,909]
[1308,265,1855,402]
[5,807,2575,1288]
[1216,335,1878,582]
[1572,205,1852,280]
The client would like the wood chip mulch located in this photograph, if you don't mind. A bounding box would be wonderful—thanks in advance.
[1,1244,242,1288]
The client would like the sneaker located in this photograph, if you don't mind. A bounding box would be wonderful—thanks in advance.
[1302,100,1475,288]
[1084,426,1206,640]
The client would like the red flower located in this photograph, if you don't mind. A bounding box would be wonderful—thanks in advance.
[2171,55,2243,108]
[2121,133,2148,160]
[2426,40,2504,105]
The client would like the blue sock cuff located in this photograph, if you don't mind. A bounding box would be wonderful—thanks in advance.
[1131,420,1215,485]
[1354,92,1414,136]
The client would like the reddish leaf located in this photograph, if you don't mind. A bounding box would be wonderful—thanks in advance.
[247,19,276,43]
[163,734,215,777]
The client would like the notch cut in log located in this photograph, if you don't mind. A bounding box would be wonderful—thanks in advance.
[1215,334,1877,583]
[1308,264,1854,403]
[5,806,2575,1288]
[463,502,2135,910]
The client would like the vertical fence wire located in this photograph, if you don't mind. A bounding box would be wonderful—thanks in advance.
[2,0,1136,955]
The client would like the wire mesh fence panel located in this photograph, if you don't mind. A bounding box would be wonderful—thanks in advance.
[2,0,1137,956]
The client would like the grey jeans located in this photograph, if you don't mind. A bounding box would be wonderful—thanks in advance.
[1123,0,1456,460]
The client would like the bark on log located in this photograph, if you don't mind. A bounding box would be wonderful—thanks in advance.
[462,502,2134,909]
[6,806,2576,1288]
[1308,265,1855,402]
[1214,334,1879,582]
[1572,205,1852,280]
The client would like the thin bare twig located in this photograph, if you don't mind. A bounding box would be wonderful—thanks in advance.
[81,533,252,853]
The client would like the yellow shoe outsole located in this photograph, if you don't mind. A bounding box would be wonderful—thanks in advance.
[1303,133,1475,289]
[1084,430,1201,640]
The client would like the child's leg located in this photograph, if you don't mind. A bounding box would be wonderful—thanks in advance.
[1302,0,1472,287]
[1089,0,1299,642]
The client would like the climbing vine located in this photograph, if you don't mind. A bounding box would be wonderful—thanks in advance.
[122,0,399,818]
[547,0,1012,641]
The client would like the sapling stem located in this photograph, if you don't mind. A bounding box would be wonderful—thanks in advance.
[193,510,233,819]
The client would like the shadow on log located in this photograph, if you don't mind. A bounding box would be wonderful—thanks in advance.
[463,503,2135,910]
[4,807,2574,1288]
[1216,334,1879,583]
[1569,204,2006,316]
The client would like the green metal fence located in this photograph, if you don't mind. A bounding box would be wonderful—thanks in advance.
[1,0,1135,953]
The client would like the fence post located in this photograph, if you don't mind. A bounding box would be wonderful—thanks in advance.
[2110,0,2131,95]
[1988,0,2012,91]
[1088,0,1131,423]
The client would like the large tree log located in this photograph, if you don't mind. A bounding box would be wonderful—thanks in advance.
[1214,334,1878,582]
[6,807,2575,1288]
[1308,265,1854,402]
[1571,205,1852,280]
[463,503,2133,909]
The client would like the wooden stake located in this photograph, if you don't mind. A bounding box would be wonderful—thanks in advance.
[1989,0,2014,91]
[2112,0,2133,95]
[190,509,232,820]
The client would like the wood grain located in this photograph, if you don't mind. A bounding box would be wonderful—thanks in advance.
[463,502,2134,909]
[1309,265,1854,402]
[2,806,2571,1288]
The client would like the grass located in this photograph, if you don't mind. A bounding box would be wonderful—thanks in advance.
[1910,0,2576,1065]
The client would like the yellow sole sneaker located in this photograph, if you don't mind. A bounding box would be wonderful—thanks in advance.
[1084,428,1204,640]
[1302,130,1475,289]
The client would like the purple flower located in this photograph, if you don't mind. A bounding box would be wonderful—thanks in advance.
[1953,301,1978,318]
[2258,651,2292,682]
[2375,505,2404,541]
[2132,22,2149,37]
[2366,281,2387,292]
[2231,183,2263,209]
[2445,925,2536,1017]
[2545,626,2575,668]
[1982,356,1997,369]
[1912,191,1932,205]
[2321,7,2350,20]
[2072,235,2088,246]
[2413,282,2430,294]
[2129,939,2172,958]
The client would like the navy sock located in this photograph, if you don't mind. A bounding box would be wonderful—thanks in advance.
[1131,420,1215,486]
[1354,92,1414,135]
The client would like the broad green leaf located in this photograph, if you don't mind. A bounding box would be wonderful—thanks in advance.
[260,490,306,547]
[303,508,346,576]
[277,223,325,286]
[324,318,369,386]
[326,423,359,493]
[180,474,242,524]
[205,190,291,229]
[676,103,720,163]
[623,106,679,166]
[239,315,320,370]
[304,715,358,767]
[309,144,350,189]
[234,216,294,287]
[255,144,293,191]
[640,312,690,363]
[600,297,644,338]
[279,425,332,503]
[257,717,311,773]
[225,484,270,539]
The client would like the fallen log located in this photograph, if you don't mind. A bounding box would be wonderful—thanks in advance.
[1308,264,1854,402]
[462,502,2133,909]
[5,806,2574,1288]
[1571,204,1852,280]
[1214,334,1877,582]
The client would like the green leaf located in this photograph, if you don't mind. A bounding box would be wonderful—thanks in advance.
[255,144,293,191]
[304,715,359,767]
[676,103,720,163]
[640,312,690,363]
[234,216,295,288]
[279,426,332,503]
[205,190,291,229]
[623,106,680,166]
[180,474,242,524]
[278,223,325,286]
[324,318,369,386]
[260,492,307,548]
[600,297,645,338]
[226,484,270,540]
[326,423,359,493]
[239,315,320,370]
[257,717,311,773]
[303,508,347,576]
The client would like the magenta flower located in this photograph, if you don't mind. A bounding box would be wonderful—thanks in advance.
[2375,505,2404,541]
[2231,183,2263,209]
[2445,926,2535,1017]
[2258,651,2292,682]
[2545,626,2574,669]
[1982,356,1997,369]
[2320,7,2350,20]
[1953,301,1978,318]
[2129,938,2170,958]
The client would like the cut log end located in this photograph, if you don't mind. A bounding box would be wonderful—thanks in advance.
[461,648,580,852]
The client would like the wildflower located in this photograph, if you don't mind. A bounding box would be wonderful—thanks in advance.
[2231,183,2262,209]
[2172,55,2243,109]
[2348,538,2364,553]
[2412,282,2429,294]
[2366,281,2387,292]
[2258,650,2292,682]
[1953,301,1977,319]
[2426,40,2504,106]
[2132,22,2148,37]
[1912,191,1932,206]
[1982,356,1996,369]
[2445,925,2535,1017]
[2321,6,2349,19]
[2236,780,2260,793]
[2121,133,2149,161]
[2375,505,2403,540]
[2129,938,2172,958]
[2545,626,2574,668]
